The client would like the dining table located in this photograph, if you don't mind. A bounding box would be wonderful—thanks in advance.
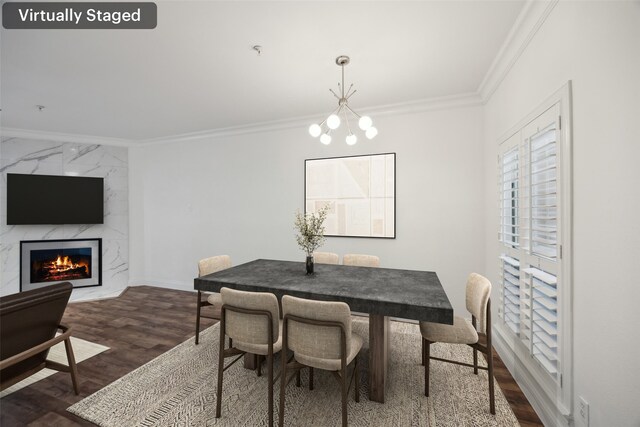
[194,258,453,403]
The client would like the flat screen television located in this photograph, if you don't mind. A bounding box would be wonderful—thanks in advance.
[6,173,104,225]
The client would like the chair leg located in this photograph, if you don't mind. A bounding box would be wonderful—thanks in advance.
[195,291,202,345]
[296,370,301,387]
[257,356,262,377]
[424,339,431,397]
[309,367,314,391]
[215,321,225,418]
[487,345,496,415]
[354,355,360,403]
[473,347,478,375]
[341,364,348,427]
[278,353,287,427]
[421,338,425,366]
[63,337,80,395]
[268,353,274,427]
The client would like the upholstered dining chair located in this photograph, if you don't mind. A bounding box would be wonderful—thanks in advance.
[279,295,362,427]
[343,253,380,321]
[343,253,380,268]
[195,255,232,344]
[0,282,79,395]
[312,251,339,265]
[420,273,495,414]
[216,287,282,427]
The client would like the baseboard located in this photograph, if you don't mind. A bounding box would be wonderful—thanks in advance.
[493,324,573,427]
[130,280,194,293]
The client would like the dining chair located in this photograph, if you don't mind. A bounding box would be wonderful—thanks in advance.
[216,287,282,426]
[420,273,495,414]
[195,255,232,345]
[343,254,380,267]
[312,251,339,265]
[343,253,380,321]
[279,295,362,427]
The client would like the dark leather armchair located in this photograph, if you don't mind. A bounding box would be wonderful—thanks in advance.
[0,282,79,394]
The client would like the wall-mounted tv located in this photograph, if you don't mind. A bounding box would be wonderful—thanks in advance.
[7,174,104,225]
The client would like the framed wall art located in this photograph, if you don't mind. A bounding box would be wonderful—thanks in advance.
[305,153,396,238]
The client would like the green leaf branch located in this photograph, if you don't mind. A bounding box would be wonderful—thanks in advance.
[294,205,329,256]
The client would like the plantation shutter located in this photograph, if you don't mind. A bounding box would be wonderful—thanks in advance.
[498,103,563,383]
[500,146,519,248]
[529,125,558,260]
[524,267,558,379]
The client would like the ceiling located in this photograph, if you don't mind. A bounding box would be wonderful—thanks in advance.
[0,1,525,141]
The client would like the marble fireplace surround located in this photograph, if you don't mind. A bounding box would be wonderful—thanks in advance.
[0,137,129,301]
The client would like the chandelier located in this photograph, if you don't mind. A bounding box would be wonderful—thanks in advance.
[308,56,377,145]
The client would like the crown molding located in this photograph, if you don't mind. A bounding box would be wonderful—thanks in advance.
[478,0,559,103]
[0,127,133,147]
[139,92,483,146]
[2,93,482,148]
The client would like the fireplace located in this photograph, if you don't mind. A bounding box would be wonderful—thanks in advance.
[20,239,102,291]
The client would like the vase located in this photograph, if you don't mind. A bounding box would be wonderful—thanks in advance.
[306,256,314,275]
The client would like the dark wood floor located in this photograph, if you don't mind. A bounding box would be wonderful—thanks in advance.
[0,286,542,426]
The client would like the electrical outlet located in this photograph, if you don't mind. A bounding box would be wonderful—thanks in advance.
[578,396,590,426]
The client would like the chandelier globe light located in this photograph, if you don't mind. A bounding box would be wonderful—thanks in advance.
[309,55,377,145]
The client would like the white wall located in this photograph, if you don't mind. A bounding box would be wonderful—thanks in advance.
[129,105,485,315]
[483,1,640,425]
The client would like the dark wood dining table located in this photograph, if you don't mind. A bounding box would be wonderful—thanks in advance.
[194,258,453,403]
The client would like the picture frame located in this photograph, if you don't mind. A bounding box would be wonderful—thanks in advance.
[305,153,396,238]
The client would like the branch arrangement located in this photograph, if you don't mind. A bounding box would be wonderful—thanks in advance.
[294,206,329,256]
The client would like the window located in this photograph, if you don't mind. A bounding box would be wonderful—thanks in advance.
[496,84,572,415]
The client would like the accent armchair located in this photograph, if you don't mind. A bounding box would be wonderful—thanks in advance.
[0,282,79,395]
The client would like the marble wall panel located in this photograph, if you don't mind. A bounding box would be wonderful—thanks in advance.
[0,137,129,299]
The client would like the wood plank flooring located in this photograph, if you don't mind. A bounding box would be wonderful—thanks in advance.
[0,286,542,426]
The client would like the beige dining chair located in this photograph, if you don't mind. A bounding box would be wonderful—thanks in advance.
[420,273,495,414]
[195,255,232,345]
[343,254,380,267]
[343,254,380,321]
[216,287,282,427]
[279,295,362,427]
[312,251,339,265]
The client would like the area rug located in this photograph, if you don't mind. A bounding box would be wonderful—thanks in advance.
[1,336,110,398]
[68,320,519,426]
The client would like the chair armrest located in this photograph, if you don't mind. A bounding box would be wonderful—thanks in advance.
[0,324,72,370]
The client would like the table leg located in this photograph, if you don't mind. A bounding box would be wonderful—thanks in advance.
[368,314,389,403]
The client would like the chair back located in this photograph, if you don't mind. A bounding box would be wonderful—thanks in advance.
[0,282,72,383]
[282,295,352,360]
[198,255,232,277]
[465,273,492,333]
[343,254,380,267]
[220,287,280,345]
[313,252,339,265]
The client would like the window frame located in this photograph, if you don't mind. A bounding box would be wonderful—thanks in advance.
[495,82,573,417]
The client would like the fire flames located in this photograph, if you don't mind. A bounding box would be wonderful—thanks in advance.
[31,250,92,284]
[51,255,82,272]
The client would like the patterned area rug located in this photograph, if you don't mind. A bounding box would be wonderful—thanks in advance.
[68,320,519,426]
[1,336,109,398]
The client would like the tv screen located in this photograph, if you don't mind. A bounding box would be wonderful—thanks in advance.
[7,174,104,225]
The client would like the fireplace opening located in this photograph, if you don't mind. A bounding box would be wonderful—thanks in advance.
[31,248,92,283]
[20,238,102,292]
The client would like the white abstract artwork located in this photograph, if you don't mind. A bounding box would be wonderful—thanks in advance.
[305,153,395,238]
